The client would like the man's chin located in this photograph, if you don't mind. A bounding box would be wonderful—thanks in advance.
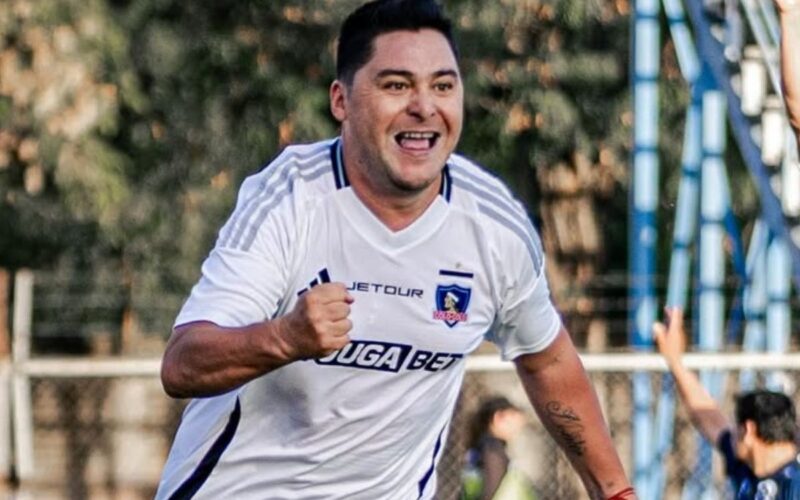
[389,174,439,194]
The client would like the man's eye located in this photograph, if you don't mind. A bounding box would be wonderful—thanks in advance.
[384,82,408,91]
[434,82,454,92]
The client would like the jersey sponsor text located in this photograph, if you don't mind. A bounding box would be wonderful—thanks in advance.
[315,340,463,373]
[346,281,424,298]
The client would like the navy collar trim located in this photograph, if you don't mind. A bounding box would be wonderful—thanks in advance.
[330,138,350,189]
[332,138,451,203]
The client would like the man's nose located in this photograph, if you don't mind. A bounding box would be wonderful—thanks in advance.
[406,89,436,119]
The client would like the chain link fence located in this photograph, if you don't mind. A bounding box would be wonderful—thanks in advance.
[7,359,800,499]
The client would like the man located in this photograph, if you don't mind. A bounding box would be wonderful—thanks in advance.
[776,0,800,148]
[654,308,800,498]
[156,1,634,498]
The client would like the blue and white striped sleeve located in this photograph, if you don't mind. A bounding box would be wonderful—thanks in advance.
[174,169,295,329]
[487,219,561,360]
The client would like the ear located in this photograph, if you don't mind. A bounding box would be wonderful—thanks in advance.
[330,80,348,123]
[743,420,759,443]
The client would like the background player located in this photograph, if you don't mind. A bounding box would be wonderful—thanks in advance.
[156,1,635,498]
[654,308,800,498]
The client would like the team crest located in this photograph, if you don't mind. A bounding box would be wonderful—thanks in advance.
[433,284,471,327]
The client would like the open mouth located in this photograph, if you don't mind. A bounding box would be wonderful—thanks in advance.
[394,131,440,150]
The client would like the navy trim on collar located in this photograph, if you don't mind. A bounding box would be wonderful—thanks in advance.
[439,164,452,202]
[333,139,450,201]
[330,139,350,189]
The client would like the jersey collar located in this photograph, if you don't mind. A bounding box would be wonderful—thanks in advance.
[331,137,453,203]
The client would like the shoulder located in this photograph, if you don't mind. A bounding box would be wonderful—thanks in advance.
[218,138,337,251]
[447,153,544,274]
[237,138,339,218]
[244,139,338,196]
[716,429,757,484]
[716,428,741,466]
[447,153,521,208]
[781,456,800,490]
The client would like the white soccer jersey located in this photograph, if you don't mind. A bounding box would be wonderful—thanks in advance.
[156,138,562,500]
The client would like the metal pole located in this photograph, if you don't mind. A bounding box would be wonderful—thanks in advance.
[685,0,800,291]
[11,269,34,480]
[683,84,729,500]
[651,3,702,494]
[630,0,661,496]
[0,361,10,482]
[653,81,703,499]
[766,232,791,390]
[741,220,768,390]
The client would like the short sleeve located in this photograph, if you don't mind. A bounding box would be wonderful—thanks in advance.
[716,429,754,486]
[487,231,561,361]
[174,172,296,328]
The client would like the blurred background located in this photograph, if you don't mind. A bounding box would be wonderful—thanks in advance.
[0,0,798,498]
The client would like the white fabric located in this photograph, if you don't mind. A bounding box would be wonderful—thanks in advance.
[156,138,561,499]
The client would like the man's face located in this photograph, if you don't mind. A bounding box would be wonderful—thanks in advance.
[330,29,463,196]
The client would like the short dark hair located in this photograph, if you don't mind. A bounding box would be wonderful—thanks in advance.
[468,396,519,449]
[735,390,797,443]
[336,0,458,85]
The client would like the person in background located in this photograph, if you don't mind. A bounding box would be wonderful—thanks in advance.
[775,0,800,148]
[653,308,800,499]
[462,396,538,500]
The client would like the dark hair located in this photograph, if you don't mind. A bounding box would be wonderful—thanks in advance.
[336,0,458,85]
[735,390,797,443]
[468,396,518,449]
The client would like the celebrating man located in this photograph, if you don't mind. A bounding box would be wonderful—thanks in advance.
[156,1,634,499]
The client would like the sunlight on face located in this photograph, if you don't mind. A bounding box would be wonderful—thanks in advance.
[332,29,463,197]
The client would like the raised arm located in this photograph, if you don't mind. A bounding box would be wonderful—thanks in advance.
[514,328,635,500]
[161,283,353,398]
[652,308,730,443]
[776,0,800,148]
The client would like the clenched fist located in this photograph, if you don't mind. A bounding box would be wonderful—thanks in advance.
[275,283,354,360]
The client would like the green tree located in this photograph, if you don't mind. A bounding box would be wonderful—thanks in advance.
[1,0,694,352]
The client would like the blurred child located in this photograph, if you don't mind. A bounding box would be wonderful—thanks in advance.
[462,396,538,500]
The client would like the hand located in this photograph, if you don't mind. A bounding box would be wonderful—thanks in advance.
[652,307,687,366]
[275,283,354,360]
[774,0,800,14]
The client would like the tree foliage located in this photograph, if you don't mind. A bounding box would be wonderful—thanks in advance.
[0,0,686,348]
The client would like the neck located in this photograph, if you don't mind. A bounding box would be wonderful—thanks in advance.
[751,442,798,477]
[343,149,442,233]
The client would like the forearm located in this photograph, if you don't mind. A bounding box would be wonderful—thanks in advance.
[664,357,729,442]
[161,319,293,398]
[516,332,633,499]
[780,7,800,143]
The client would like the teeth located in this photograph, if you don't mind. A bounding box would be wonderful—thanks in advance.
[398,132,438,139]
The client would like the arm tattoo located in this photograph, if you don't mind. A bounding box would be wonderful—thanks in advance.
[545,401,587,456]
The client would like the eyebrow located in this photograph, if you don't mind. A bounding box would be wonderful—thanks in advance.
[374,69,460,80]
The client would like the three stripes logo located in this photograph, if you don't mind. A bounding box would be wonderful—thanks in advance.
[297,268,331,296]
